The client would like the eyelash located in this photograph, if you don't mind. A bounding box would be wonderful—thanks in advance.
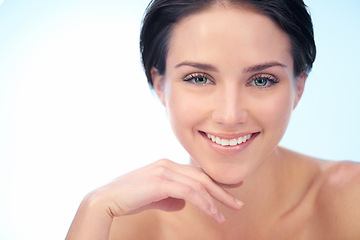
[247,74,279,88]
[182,73,214,85]
[182,72,279,88]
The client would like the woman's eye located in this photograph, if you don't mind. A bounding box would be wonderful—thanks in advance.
[254,77,268,86]
[182,73,213,85]
[248,74,279,88]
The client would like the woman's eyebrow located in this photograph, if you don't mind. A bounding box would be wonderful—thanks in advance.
[175,61,218,71]
[243,62,287,73]
[174,61,287,73]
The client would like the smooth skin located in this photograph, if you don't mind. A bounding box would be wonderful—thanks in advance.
[66,4,360,240]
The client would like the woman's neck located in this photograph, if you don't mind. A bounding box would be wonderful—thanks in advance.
[193,147,319,233]
[173,147,321,239]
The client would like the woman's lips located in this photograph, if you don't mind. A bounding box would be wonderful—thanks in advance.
[200,131,259,155]
[205,133,253,146]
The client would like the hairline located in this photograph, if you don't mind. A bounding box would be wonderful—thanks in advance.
[164,2,297,78]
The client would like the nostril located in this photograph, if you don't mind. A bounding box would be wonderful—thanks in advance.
[211,108,248,126]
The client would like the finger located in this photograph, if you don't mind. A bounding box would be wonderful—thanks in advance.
[159,161,244,210]
[145,164,225,222]
[196,171,244,209]
[114,162,222,222]
[128,198,186,215]
[158,179,226,223]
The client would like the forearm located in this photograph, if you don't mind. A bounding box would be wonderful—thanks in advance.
[66,194,114,240]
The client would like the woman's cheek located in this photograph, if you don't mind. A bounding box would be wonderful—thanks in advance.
[261,91,294,137]
[167,89,198,134]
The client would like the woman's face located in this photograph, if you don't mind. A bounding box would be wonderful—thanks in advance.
[153,5,306,184]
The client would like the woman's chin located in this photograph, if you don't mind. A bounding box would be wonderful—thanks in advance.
[205,170,245,188]
[190,157,246,187]
[214,177,244,188]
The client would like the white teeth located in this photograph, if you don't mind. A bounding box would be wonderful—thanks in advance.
[222,139,230,145]
[206,133,253,146]
[229,139,237,146]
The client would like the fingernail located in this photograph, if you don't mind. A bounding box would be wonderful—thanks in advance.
[236,199,244,207]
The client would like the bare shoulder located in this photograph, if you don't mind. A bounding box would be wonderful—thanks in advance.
[317,160,360,198]
[109,210,161,240]
[315,160,360,238]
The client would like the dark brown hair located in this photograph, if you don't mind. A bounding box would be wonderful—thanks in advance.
[140,0,316,87]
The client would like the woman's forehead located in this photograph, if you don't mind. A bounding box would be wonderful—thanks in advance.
[167,6,293,72]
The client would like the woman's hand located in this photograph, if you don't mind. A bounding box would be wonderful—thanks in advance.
[97,159,243,222]
[66,159,244,240]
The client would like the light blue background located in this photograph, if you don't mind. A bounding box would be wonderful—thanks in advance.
[0,0,359,239]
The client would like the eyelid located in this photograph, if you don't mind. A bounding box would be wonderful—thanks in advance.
[182,72,214,84]
[249,73,279,82]
[247,73,279,87]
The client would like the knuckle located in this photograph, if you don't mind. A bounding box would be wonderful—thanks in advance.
[180,182,205,197]
[153,165,168,175]
[151,159,175,177]
[182,185,196,196]
[156,158,172,166]
[193,182,205,190]
[150,162,170,177]
[202,200,213,213]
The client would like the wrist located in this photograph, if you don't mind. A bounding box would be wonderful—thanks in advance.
[81,189,115,219]
[65,191,114,240]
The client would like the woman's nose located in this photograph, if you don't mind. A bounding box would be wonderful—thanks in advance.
[211,86,248,127]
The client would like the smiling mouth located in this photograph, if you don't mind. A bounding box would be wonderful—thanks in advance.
[205,133,253,146]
